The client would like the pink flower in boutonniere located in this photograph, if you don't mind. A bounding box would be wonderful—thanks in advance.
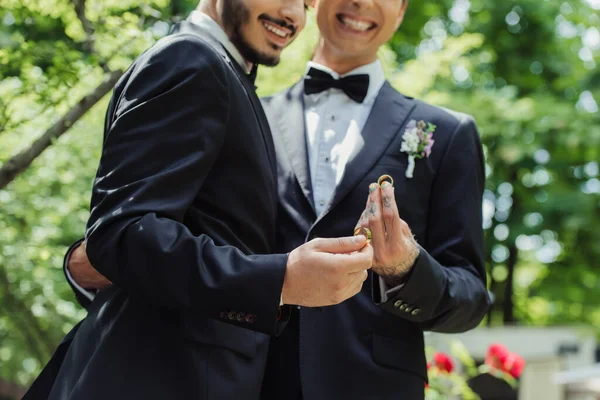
[400,120,436,178]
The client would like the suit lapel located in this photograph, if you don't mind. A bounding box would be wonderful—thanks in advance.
[272,82,315,211]
[318,82,416,221]
[171,20,277,174]
[230,64,278,174]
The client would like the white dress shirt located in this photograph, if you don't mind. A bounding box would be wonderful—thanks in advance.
[303,61,403,301]
[303,60,386,216]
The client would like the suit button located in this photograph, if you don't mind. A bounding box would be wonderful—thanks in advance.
[236,312,245,322]
[399,303,407,311]
[394,300,403,308]
[219,312,227,319]
[405,307,413,313]
[411,308,421,316]
[245,313,257,324]
[228,312,237,320]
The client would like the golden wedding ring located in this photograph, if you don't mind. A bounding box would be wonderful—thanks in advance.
[354,227,372,243]
[377,174,394,187]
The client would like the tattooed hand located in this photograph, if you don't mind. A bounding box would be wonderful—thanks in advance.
[354,181,420,287]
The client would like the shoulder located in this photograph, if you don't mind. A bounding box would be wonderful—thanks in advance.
[131,33,230,82]
[410,98,477,134]
[402,96,480,154]
[385,85,482,162]
[112,33,231,117]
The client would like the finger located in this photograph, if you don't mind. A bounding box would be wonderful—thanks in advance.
[354,209,368,232]
[347,270,369,298]
[311,235,367,254]
[346,268,369,284]
[333,242,373,273]
[379,181,402,243]
[357,186,373,226]
[351,242,374,270]
[367,182,386,255]
[337,270,366,303]
[356,190,372,230]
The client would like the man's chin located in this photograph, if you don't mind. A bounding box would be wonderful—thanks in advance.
[234,40,280,66]
[247,49,281,67]
[257,55,280,67]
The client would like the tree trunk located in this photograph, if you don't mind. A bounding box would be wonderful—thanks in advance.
[486,251,495,327]
[0,70,122,191]
[503,243,518,324]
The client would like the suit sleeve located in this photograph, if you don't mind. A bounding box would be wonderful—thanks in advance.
[374,116,490,333]
[85,37,288,336]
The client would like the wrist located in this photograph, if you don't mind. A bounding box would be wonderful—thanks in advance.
[377,245,420,284]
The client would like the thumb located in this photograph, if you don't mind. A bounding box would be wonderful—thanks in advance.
[311,235,367,254]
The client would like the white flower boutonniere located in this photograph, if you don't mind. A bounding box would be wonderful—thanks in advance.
[400,120,436,178]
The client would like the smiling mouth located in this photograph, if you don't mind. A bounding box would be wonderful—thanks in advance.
[263,21,289,38]
[336,14,377,32]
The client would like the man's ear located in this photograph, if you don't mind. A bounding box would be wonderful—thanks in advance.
[394,0,409,30]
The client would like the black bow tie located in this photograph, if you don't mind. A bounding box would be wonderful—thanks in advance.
[304,67,370,103]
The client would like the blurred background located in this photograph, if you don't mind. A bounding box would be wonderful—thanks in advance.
[0,0,598,398]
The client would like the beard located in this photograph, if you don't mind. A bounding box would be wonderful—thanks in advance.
[221,0,281,66]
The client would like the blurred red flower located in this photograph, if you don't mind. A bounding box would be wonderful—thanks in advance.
[433,352,454,374]
[485,343,526,379]
[485,343,510,369]
[504,353,526,378]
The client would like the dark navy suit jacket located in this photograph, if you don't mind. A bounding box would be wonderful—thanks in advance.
[260,81,490,400]
[24,20,291,400]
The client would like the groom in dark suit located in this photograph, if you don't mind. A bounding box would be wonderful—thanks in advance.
[24,1,376,399]
[260,0,490,398]
[60,0,490,399]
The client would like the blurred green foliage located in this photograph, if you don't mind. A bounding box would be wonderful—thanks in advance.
[0,0,598,392]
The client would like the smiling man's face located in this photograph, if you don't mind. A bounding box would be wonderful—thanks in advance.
[313,0,407,62]
[220,0,309,66]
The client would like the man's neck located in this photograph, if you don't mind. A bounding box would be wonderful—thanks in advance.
[195,4,253,72]
[311,40,377,75]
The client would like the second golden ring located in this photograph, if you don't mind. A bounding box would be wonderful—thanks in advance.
[354,227,372,243]
[377,174,394,187]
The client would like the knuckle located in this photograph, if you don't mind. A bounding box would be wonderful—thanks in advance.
[382,207,395,220]
[308,238,321,249]
[334,280,346,292]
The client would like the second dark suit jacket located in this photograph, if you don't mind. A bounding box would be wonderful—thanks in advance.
[25,20,290,400]
[260,80,491,400]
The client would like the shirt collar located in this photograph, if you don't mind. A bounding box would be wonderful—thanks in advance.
[189,11,250,74]
[304,59,385,104]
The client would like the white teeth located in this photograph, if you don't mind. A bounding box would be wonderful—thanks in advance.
[341,16,372,31]
[263,22,288,38]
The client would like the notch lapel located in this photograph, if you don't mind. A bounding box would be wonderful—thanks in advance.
[317,82,416,222]
[172,20,277,175]
[272,82,315,212]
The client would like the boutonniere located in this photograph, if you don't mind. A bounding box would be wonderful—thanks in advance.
[400,120,436,178]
